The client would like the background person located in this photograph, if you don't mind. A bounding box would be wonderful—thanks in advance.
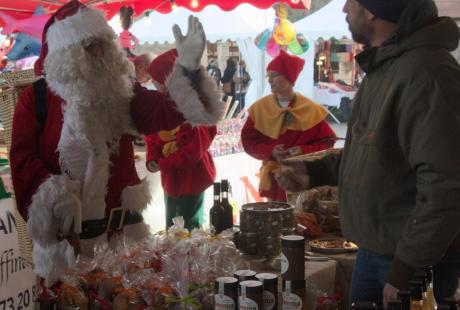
[144,49,217,231]
[241,50,335,203]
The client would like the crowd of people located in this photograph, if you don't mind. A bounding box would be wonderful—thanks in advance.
[7,0,460,307]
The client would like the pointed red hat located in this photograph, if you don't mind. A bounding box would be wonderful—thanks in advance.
[147,49,178,85]
[266,50,305,85]
[35,0,115,76]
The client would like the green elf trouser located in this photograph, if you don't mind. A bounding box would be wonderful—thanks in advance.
[164,192,205,231]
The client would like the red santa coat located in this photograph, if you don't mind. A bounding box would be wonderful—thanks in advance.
[11,84,186,220]
[145,124,216,197]
[241,93,336,202]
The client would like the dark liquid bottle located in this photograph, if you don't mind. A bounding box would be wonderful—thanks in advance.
[388,299,403,310]
[397,290,412,310]
[409,280,424,310]
[443,297,459,310]
[220,179,233,231]
[210,182,224,234]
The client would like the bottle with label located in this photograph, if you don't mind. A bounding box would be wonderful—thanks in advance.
[282,280,305,310]
[210,182,224,234]
[255,273,278,310]
[423,267,436,310]
[409,280,424,310]
[350,302,378,310]
[413,272,429,310]
[221,179,233,231]
[397,290,412,310]
[215,277,238,310]
[239,280,263,310]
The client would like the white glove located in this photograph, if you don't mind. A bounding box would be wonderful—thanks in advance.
[172,15,206,71]
[53,193,82,238]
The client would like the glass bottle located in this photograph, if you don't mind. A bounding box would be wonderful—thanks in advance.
[398,291,412,310]
[413,272,429,310]
[210,182,224,234]
[350,302,378,310]
[409,280,424,310]
[443,297,459,310]
[423,267,436,310]
[388,299,403,310]
[220,179,233,231]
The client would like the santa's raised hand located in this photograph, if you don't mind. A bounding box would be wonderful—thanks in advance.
[173,15,206,71]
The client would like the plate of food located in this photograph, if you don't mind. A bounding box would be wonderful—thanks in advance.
[308,238,358,254]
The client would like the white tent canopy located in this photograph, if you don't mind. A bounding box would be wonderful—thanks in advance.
[295,0,350,40]
[109,0,352,107]
[109,4,275,43]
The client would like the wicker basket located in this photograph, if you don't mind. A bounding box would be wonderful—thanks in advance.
[13,200,33,267]
[1,69,37,87]
[0,70,37,267]
[0,88,19,154]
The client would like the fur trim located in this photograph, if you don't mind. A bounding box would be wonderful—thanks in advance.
[166,63,225,126]
[120,177,152,212]
[27,175,80,247]
[32,241,76,284]
[119,222,151,242]
[46,7,115,54]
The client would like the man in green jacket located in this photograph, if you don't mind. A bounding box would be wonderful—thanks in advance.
[275,0,460,307]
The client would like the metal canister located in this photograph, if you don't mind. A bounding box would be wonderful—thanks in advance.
[255,273,278,310]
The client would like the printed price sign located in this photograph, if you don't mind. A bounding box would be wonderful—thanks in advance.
[0,199,36,310]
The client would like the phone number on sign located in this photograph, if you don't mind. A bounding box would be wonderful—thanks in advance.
[0,287,36,310]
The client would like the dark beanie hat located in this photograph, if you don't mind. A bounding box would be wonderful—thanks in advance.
[357,0,413,24]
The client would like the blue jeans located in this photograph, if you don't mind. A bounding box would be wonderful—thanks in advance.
[350,249,392,308]
[351,249,460,307]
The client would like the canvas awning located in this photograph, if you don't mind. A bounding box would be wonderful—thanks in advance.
[0,0,306,27]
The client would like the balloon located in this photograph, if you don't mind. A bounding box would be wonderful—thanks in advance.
[288,38,304,55]
[288,33,310,55]
[254,29,272,50]
[273,19,296,46]
[266,37,280,57]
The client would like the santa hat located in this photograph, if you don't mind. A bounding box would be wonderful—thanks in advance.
[35,0,115,76]
[266,50,305,85]
[147,49,178,85]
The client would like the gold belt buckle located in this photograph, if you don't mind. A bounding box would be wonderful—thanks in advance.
[107,207,125,232]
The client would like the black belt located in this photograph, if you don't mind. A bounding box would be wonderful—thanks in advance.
[80,207,143,240]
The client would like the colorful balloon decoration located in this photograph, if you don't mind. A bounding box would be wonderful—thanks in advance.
[254,3,310,57]
[273,19,296,46]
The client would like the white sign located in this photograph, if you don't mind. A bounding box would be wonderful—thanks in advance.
[0,199,36,310]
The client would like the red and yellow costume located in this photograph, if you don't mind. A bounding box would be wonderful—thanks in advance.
[241,93,335,201]
[145,124,216,197]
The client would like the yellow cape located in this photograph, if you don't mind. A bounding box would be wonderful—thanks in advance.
[248,93,327,139]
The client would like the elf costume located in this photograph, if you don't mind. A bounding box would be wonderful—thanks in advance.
[241,50,336,202]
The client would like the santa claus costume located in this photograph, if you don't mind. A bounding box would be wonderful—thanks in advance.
[241,50,336,202]
[10,0,224,282]
[145,49,217,231]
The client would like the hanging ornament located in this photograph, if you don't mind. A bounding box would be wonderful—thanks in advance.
[288,33,310,55]
[273,19,296,46]
[266,37,280,57]
[254,29,272,50]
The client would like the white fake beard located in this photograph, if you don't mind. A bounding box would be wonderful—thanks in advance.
[44,36,137,220]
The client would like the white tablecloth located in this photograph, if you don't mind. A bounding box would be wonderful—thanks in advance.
[313,86,356,108]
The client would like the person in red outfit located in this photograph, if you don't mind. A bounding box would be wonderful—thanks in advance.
[145,49,217,231]
[241,50,336,202]
[9,1,224,282]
